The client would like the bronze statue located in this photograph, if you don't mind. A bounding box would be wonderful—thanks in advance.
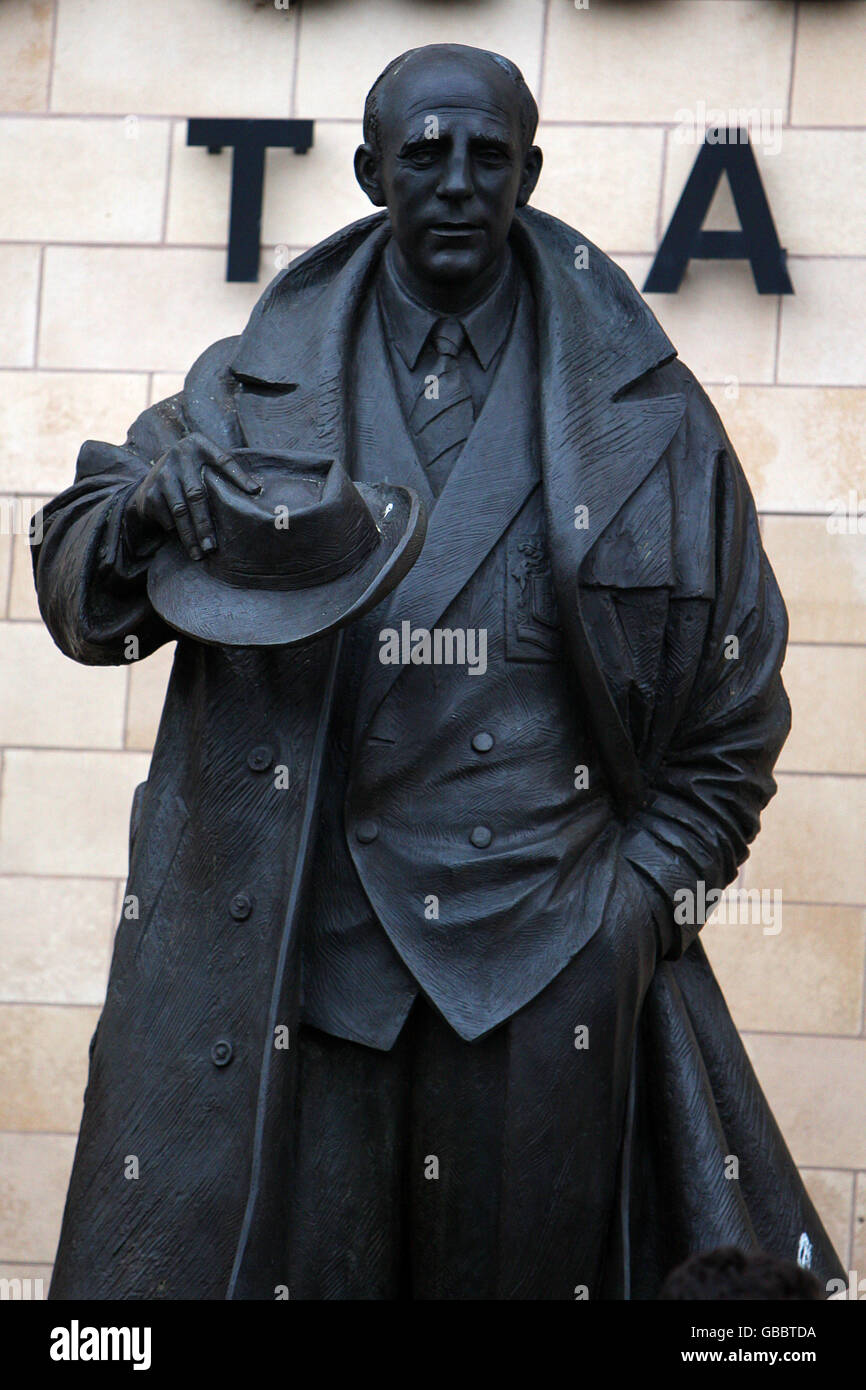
[34,44,843,1299]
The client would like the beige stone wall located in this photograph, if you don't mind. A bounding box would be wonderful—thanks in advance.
[1,0,864,1295]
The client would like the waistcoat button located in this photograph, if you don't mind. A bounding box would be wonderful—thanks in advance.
[355,819,379,844]
[471,731,495,753]
[470,825,493,848]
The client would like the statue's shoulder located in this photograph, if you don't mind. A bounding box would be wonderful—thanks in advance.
[244,212,388,328]
[226,212,389,385]
[651,355,739,457]
[644,354,757,541]
[272,212,389,296]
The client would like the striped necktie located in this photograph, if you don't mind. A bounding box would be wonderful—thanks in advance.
[409,318,475,494]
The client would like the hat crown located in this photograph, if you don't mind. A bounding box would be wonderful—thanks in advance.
[205,451,380,592]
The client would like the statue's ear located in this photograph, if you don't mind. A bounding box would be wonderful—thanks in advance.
[516,145,543,208]
[354,144,386,207]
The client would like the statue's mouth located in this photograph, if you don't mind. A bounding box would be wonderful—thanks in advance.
[429,222,481,235]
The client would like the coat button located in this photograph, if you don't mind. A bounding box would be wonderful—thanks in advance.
[355,819,379,844]
[247,745,273,773]
[471,731,494,753]
[211,1039,233,1067]
[229,892,253,921]
[470,825,493,848]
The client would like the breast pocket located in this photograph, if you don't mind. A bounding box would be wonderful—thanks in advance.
[505,532,563,662]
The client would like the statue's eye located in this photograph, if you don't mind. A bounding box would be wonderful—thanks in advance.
[475,147,509,167]
[405,146,439,167]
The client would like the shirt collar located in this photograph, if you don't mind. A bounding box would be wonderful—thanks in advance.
[378,240,517,372]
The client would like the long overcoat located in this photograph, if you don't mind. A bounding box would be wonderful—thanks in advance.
[34,207,845,1298]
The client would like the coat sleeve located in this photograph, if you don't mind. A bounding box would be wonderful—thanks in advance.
[621,414,791,960]
[32,337,242,666]
[31,394,190,665]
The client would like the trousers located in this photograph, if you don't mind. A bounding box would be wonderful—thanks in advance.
[286,897,658,1300]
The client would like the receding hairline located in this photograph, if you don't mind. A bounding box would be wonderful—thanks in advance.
[363,44,539,154]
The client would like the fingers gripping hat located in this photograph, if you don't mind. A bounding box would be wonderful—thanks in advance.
[147,449,427,647]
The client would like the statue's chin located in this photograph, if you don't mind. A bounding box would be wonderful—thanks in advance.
[418,248,495,287]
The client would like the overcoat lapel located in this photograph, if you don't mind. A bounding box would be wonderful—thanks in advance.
[511,211,686,813]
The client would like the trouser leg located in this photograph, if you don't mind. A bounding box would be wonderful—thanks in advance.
[289,896,655,1300]
[494,903,658,1299]
[406,999,509,1300]
[287,1020,411,1299]
[408,902,656,1299]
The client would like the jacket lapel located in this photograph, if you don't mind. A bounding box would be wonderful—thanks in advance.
[511,211,684,577]
[351,291,435,509]
[353,284,539,740]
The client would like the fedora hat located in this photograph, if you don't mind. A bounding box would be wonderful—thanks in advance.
[147,449,427,647]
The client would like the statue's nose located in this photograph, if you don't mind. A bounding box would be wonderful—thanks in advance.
[436,151,473,199]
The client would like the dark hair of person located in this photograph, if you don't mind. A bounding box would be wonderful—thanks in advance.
[659,1245,826,1301]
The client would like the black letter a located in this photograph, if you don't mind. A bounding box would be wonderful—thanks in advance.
[644,130,793,295]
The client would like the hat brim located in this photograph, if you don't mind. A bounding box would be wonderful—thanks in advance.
[147,482,426,648]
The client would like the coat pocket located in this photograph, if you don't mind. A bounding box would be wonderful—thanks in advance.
[577,584,670,755]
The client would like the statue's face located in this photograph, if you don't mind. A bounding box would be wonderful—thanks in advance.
[358,55,540,293]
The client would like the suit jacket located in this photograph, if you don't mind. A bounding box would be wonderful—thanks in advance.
[33,207,841,1299]
[301,268,623,1044]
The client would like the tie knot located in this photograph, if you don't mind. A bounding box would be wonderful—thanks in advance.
[431,318,465,358]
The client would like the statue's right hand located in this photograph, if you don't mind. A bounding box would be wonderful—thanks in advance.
[126,434,262,561]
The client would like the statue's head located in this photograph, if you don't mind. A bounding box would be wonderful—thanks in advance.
[355,44,542,302]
